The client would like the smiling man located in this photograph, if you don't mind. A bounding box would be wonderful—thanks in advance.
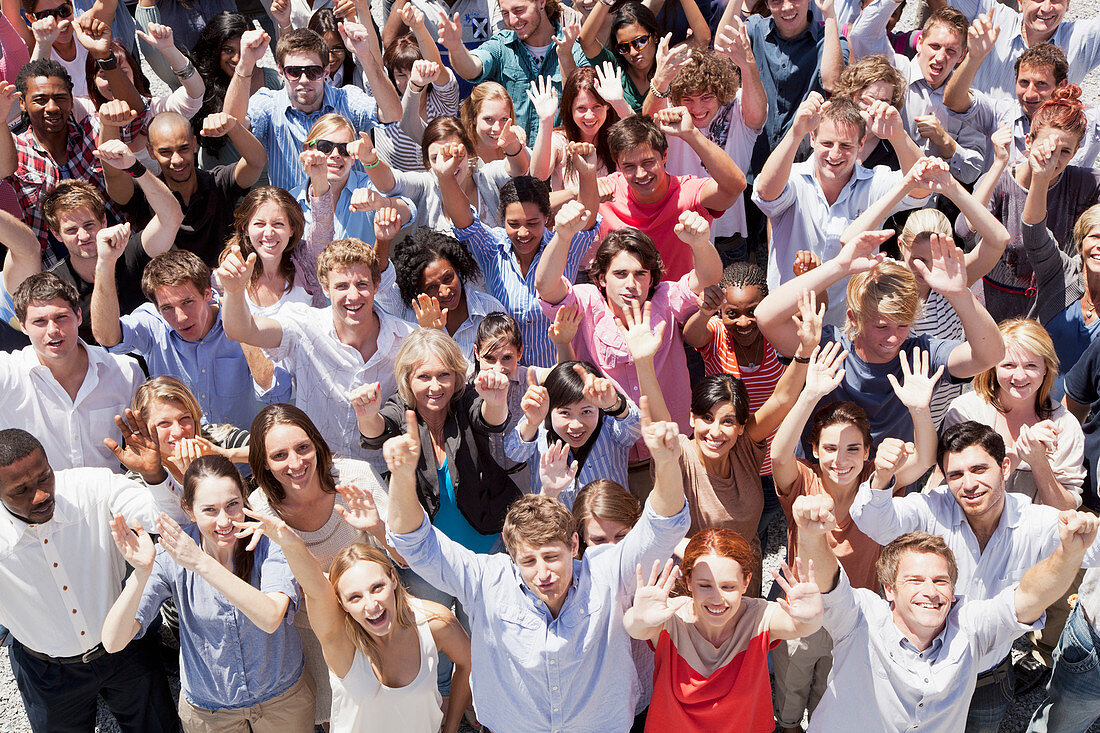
[219,237,415,470]
[848,421,1100,731]
[385,398,689,733]
[794,487,1098,732]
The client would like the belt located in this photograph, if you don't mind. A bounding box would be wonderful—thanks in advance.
[19,641,107,665]
[974,653,1012,688]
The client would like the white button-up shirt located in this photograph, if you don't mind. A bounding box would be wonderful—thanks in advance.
[751,161,925,328]
[809,570,1038,732]
[0,467,185,657]
[0,344,143,471]
[265,304,415,471]
[950,0,1100,103]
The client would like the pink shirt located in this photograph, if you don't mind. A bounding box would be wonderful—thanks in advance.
[597,173,721,282]
[540,276,698,460]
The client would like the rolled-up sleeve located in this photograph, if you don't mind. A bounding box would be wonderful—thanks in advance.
[387,510,487,607]
[848,479,930,544]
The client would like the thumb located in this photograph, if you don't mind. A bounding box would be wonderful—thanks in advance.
[903,442,915,456]
[527,367,539,387]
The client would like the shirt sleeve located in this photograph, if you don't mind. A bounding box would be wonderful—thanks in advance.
[133,547,174,637]
[960,585,1042,659]
[110,307,159,358]
[1021,220,1085,325]
[565,221,600,281]
[341,86,382,131]
[262,303,306,364]
[504,424,540,463]
[1066,338,1100,406]
[387,510,488,607]
[245,88,276,144]
[848,478,934,544]
[606,400,642,447]
[472,39,505,84]
[847,0,897,61]
[256,538,302,614]
[106,470,187,527]
[751,179,797,217]
[820,567,865,643]
[609,499,691,598]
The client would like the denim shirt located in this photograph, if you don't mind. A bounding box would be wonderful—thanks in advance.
[388,500,690,733]
[134,527,304,710]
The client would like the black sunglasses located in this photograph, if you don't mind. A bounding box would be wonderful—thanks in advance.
[282,64,325,81]
[309,139,350,156]
[29,2,73,21]
[615,34,650,55]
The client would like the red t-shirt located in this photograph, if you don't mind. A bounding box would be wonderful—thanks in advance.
[598,173,721,282]
[646,599,779,732]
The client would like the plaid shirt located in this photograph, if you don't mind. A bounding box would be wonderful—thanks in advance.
[7,116,124,266]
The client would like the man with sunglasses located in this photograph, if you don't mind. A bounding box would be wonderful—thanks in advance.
[224,25,401,193]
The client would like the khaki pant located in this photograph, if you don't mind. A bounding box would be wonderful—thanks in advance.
[178,670,316,733]
[772,626,833,729]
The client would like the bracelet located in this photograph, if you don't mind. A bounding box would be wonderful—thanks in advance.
[409,82,427,92]
[234,66,254,78]
[363,158,381,169]
[505,145,524,157]
[95,54,118,71]
[124,160,147,178]
[792,355,811,364]
[649,80,670,99]
[607,394,628,417]
[172,61,196,81]
[600,0,614,6]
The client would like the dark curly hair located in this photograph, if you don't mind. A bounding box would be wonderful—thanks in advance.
[191,12,253,155]
[719,261,768,294]
[392,227,482,306]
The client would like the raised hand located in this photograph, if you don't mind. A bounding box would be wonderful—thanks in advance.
[94,139,138,171]
[554,199,589,240]
[347,131,377,165]
[349,187,386,213]
[333,0,357,20]
[791,493,837,535]
[104,407,166,482]
[674,209,711,247]
[155,513,207,571]
[412,293,447,329]
[334,483,386,536]
[639,395,681,463]
[475,368,510,407]
[437,13,463,50]
[400,1,425,28]
[594,62,627,108]
[791,289,824,354]
[383,410,422,473]
[548,303,582,346]
[527,76,559,123]
[348,381,383,418]
[631,559,693,628]
[373,206,403,243]
[554,10,581,55]
[912,233,967,298]
[521,367,551,424]
[803,341,847,400]
[299,149,328,183]
[31,16,62,48]
[772,558,822,621]
[696,285,723,317]
[215,245,257,294]
[270,0,292,29]
[108,516,155,571]
[234,506,298,551]
[914,114,951,150]
[886,347,944,411]
[0,82,17,121]
[967,12,999,59]
[338,20,376,60]
[1028,137,1059,183]
[94,221,130,263]
[539,441,579,499]
[73,12,111,56]
[408,59,440,89]
[496,119,527,157]
[135,22,177,52]
[907,156,953,193]
[652,33,692,93]
[1057,510,1100,556]
[814,0,836,18]
[873,437,913,487]
[430,141,464,178]
[567,141,598,178]
[201,112,240,138]
[792,250,822,277]
[169,437,217,479]
[867,100,904,141]
[574,363,619,410]
[792,92,829,138]
[617,299,666,362]
[655,106,696,138]
[714,16,753,67]
[991,125,1011,166]
[238,29,271,68]
[1014,421,1059,464]
[836,229,891,274]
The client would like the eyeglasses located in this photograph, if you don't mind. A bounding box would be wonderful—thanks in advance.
[282,64,326,81]
[28,2,73,21]
[308,138,350,156]
[615,34,650,55]
[328,47,347,59]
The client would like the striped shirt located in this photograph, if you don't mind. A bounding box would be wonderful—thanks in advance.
[504,400,641,501]
[376,76,462,172]
[246,83,384,193]
[699,318,785,476]
[911,289,966,427]
[454,213,598,368]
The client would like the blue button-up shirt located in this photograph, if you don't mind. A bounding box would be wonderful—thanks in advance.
[388,500,690,733]
[109,302,292,429]
[294,167,417,248]
[134,527,304,710]
[247,83,384,193]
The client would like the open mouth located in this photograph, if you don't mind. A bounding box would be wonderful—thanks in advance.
[831,466,855,478]
[702,437,727,452]
[703,603,728,616]
[959,490,987,505]
[343,302,366,315]
[364,608,388,627]
[565,429,588,445]
[286,466,309,481]
[213,527,235,541]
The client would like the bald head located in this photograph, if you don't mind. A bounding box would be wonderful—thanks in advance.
[147,111,198,186]
[148,111,193,144]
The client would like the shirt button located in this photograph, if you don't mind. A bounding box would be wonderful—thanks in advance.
[62,585,68,591]
[43,539,48,544]
[80,630,85,636]
[552,708,559,713]
[551,686,558,691]
[53,562,57,568]
[549,659,556,665]
[71,609,77,614]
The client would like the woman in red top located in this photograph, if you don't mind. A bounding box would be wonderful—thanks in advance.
[625,529,823,732]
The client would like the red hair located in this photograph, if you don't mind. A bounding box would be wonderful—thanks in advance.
[1032,84,1088,143]
[678,528,757,594]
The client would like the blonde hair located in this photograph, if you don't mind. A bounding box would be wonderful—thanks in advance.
[1073,204,1100,257]
[303,112,355,150]
[131,376,204,428]
[393,329,468,408]
[502,494,576,556]
[328,544,416,665]
[844,259,921,338]
[973,318,1059,420]
[316,237,381,285]
[898,208,952,252]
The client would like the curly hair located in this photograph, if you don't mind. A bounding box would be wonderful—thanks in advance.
[392,227,482,306]
[719,261,768,294]
[670,49,740,108]
[833,55,906,111]
[1015,42,1069,85]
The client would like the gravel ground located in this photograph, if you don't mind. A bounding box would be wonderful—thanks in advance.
[5,2,1100,730]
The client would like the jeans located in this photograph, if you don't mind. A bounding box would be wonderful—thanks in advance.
[398,566,470,696]
[965,655,1014,733]
[1029,602,1100,733]
[757,474,781,554]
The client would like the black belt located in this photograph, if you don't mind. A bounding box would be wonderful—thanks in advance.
[974,653,1012,688]
[19,641,107,665]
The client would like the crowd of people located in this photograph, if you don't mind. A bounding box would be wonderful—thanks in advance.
[2,0,1100,730]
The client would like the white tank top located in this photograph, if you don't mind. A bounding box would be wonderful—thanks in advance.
[328,602,444,733]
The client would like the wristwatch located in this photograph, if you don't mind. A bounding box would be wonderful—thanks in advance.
[95,54,118,71]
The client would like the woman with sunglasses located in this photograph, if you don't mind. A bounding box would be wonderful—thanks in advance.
[576,0,708,114]
[191,12,283,172]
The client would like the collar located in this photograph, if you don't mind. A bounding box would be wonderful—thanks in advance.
[764,17,819,43]
[0,479,77,546]
[282,82,338,118]
[515,557,582,617]
[26,119,80,156]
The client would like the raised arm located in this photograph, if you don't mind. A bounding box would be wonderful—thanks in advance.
[202,113,267,189]
[90,223,130,348]
[754,93,826,204]
[922,164,1009,285]
[577,0,613,60]
[866,100,926,177]
[474,369,511,427]
[437,12,484,81]
[1023,138,1058,227]
[431,143,475,229]
[655,107,745,211]
[496,120,532,178]
[815,0,843,94]
[619,300,673,423]
[384,409,427,534]
[527,76,560,181]
[0,209,42,297]
[1015,511,1099,624]
[623,559,693,642]
[972,126,1011,210]
[534,200,589,304]
[215,245,286,349]
[714,17,767,131]
[340,19,402,123]
[943,13,997,114]
[681,286,722,350]
[884,347,943,485]
[770,341,847,492]
[791,493,841,591]
[101,516,157,653]
[74,14,145,113]
[675,210,722,293]
[643,35,693,113]
[847,0,898,61]
[1011,422,1081,510]
[136,23,206,102]
[640,396,686,517]
[95,141,183,256]
[97,101,139,204]
[0,83,14,179]
[223,30,270,125]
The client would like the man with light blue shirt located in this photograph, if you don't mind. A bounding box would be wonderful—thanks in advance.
[385,400,690,733]
[849,422,1100,731]
[224,25,402,193]
[792,491,1099,733]
[90,250,291,430]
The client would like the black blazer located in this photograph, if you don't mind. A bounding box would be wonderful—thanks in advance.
[361,389,522,535]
